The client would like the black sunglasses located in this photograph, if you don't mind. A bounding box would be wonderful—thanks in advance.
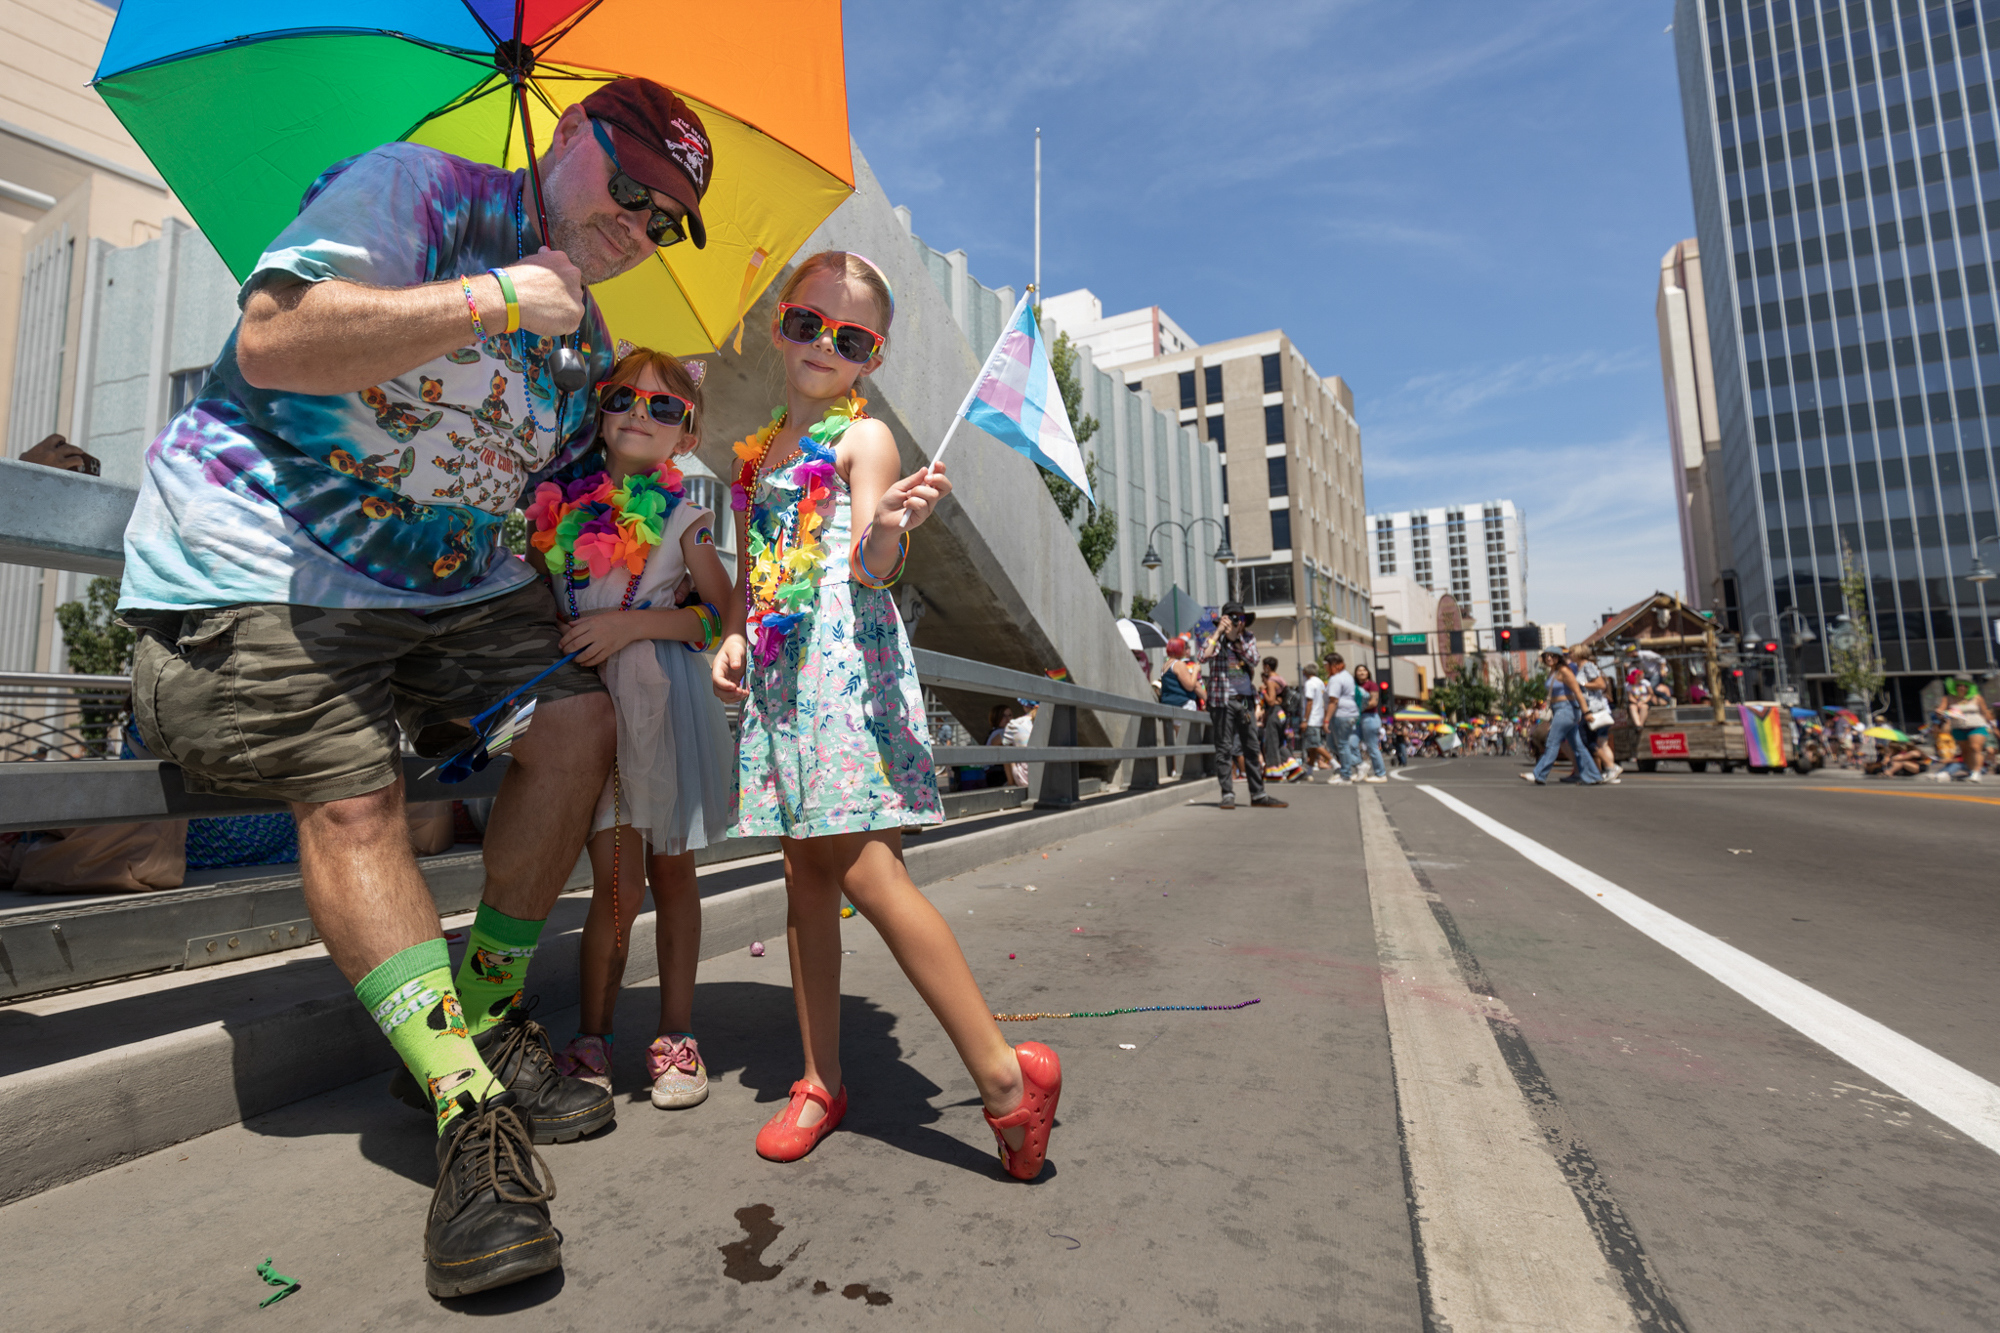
[596,380,691,426]
[777,303,885,364]
[590,120,688,249]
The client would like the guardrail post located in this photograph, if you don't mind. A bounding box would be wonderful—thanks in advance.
[1035,702,1079,809]
[1126,713,1158,791]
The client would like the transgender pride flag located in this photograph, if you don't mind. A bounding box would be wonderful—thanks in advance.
[938,291,1094,501]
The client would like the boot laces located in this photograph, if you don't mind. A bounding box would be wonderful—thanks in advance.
[434,1097,555,1220]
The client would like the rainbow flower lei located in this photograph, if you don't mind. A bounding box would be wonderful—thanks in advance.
[525,460,686,588]
[732,394,867,666]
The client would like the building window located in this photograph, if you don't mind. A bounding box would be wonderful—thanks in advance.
[1267,457,1288,497]
[1209,415,1226,448]
[1262,353,1282,394]
[1269,510,1292,551]
[1376,517,1396,575]
[1231,562,1294,606]
[1219,465,1229,504]
[1178,370,1195,409]
[1264,404,1286,444]
[1204,364,1223,403]
[168,368,208,417]
[1412,516,1431,588]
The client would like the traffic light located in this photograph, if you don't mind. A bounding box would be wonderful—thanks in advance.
[1497,628,1513,647]
[1762,641,1779,655]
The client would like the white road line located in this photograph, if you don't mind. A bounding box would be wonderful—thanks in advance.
[1358,791,1640,1331]
[1418,784,2000,1156]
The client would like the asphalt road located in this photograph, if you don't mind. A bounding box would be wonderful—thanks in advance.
[1,758,1995,1329]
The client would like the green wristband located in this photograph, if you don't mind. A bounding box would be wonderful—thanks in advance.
[486,267,520,334]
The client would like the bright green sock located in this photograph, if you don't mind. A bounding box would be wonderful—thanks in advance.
[356,940,503,1134]
[454,903,546,1035]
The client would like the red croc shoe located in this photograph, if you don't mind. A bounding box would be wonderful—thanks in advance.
[984,1042,1061,1180]
[755,1080,847,1163]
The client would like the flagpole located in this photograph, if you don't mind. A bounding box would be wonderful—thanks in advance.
[1034,127,1041,315]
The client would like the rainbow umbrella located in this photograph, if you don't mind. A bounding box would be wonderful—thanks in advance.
[1863,725,1911,743]
[91,1,853,356]
[1395,708,1444,722]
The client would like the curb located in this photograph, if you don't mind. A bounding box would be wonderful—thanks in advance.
[1,782,1199,1204]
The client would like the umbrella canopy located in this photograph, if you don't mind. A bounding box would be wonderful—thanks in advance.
[1395,709,1444,722]
[1789,707,1818,719]
[92,1,852,356]
[1863,725,1912,742]
[1116,618,1171,652]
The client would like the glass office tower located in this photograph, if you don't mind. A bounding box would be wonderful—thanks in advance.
[1674,0,2000,715]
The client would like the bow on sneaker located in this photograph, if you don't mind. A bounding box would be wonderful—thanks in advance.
[646,1034,710,1110]
[425,1091,559,1299]
[392,1005,614,1143]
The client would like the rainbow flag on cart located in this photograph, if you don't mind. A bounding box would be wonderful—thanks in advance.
[954,292,1094,500]
[1739,702,1788,767]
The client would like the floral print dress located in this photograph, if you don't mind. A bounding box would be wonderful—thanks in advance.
[732,454,942,837]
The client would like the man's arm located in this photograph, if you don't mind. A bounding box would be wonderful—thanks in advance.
[236,249,585,396]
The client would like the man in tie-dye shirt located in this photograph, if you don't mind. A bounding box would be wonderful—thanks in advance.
[118,79,717,1300]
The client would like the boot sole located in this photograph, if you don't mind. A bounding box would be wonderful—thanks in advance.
[389,1073,615,1144]
[426,1233,561,1299]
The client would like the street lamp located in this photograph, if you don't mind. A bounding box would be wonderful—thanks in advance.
[1963,534,1999,585]
[1139,517,1233,628]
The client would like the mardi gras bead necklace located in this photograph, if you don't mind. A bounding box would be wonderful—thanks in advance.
[731,394,867,666]
[525,460,686,617]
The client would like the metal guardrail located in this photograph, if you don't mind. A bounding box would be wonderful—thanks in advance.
[0,671,132,762]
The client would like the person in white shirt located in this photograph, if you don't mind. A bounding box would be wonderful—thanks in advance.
[1326,653,1360,782]
[1301,664,1334,773]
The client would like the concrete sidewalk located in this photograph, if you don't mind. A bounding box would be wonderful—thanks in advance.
[0,782,1201,1205]
[0,784,1416,1331]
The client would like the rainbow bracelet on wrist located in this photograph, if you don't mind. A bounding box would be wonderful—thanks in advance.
[486,268,520,334]
[851,532,908,589]
[459,275,486,341]
[683,601,722,653]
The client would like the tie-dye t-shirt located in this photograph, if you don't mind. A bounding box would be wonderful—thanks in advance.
[119,143,614,611]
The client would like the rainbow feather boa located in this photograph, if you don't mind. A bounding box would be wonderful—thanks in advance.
[732,395,866,666]
[525,460,686,582]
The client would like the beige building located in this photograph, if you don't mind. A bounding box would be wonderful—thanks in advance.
[1112,327,1369,679]
[2,0,191,672]
[1656,237,1730,628]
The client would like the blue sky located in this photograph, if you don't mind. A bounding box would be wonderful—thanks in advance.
[845,0,1696,637]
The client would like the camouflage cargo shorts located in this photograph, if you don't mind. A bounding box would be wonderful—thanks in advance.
[126,579,604,805]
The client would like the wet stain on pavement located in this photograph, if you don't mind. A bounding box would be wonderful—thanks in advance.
[812,1280,831,1295]
[719,1204,786,1283]
[842,1282,893,1305]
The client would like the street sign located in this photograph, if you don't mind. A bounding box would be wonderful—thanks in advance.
[1154,585,1203,637]
[1390,632,1428,657]
[1649,733,1690,757]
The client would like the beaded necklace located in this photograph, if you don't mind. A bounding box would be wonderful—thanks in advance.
[525,460,686,617]
[731,394,867,666]
[513,179,555,437]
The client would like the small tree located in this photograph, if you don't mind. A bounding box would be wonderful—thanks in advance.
[54,575,137,752]
[1042,321,1118,576]
[1829,538,1885,705]
[1429,654,1498,721]
[1129,591,1158,622]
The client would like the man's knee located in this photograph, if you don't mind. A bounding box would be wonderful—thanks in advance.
[293,782,408,843]
[517,690,614,767]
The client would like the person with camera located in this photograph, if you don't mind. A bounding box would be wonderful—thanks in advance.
[1200,601,1287,810]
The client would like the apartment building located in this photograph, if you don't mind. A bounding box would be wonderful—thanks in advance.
[2,0,192,672]
[1368,500,1529,636]
[1050,291,1369,676]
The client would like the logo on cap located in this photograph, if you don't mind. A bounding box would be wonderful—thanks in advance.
[663,116,711,191]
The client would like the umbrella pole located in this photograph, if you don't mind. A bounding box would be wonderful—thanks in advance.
[513,77,588,392]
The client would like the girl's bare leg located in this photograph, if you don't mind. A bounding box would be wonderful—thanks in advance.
[648,849,701,1035]
[784,830,1025,1142]
[579,826,648,1034]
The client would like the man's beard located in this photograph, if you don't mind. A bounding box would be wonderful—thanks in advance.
[547,211,642,286]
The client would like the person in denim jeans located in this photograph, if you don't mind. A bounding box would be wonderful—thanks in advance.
[1525,650,1605,785]
[1352,663,1388,782]
[1325,652,1360,782]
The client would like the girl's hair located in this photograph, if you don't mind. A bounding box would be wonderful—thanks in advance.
[776,250,896,334]
[599,345,704,441]
[1353,663,1372,680]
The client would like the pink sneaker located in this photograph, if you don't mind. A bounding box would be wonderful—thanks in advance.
[647,1034,709,1109]
[553,1033,612,1093]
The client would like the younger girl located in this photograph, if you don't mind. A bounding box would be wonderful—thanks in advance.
[529,347,735,1109]
[711,251,1060,1180]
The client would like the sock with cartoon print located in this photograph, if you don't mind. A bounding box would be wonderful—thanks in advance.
[453,903,546,1035]
[356,939,503,1133]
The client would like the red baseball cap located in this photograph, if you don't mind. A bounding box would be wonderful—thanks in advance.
[580,79,712,249]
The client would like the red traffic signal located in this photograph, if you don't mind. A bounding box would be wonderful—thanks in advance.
[1732,668,1744,677]
[1498,629,1512,643]
[1762,641,1778,654]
